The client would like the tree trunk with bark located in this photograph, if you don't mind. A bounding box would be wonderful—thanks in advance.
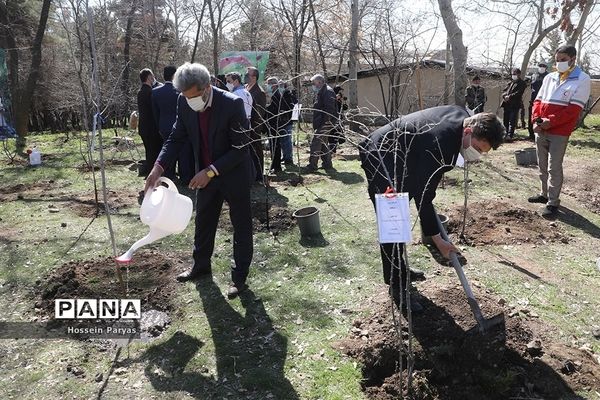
[437,0,467,107]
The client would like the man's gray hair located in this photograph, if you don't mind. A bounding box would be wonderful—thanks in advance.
[173,62,211,92]
[310,74,325,83]
[266,76,279,85]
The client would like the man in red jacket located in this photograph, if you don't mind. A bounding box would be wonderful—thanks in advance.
[529,45,590,218]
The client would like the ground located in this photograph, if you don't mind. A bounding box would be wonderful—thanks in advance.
[0,120,599,399]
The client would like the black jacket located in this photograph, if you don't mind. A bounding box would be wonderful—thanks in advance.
[501,78,526,109]
[137,84,160,139]
[312,85,336,131]
[267,89,296,131]
[157,87,251,179]
[359,105,468,236]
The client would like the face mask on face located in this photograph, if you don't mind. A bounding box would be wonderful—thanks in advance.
[266,85,273,95]
[511,74,518,81]
[556,60,571,73]
[461,134,481,162]
[538,67,546,74]
[226,82,234,91]
[312,85,320,93]
[472,83,479,87]
[278,87,285,94]
[186,94,206,112]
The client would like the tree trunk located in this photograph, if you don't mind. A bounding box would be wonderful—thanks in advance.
[348,0,359,113]
[309,0,327,77]
[122,0,138,118]
[566,0,594,46]
[437,0,467,107]
[12,0,53,150]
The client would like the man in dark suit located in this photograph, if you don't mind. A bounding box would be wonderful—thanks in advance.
[152,65,194,184]
[359,106,504,312]
[307,74,337,171]
[137,68,163,176]
[245,66,267,182]
[501,68,527,141]
[527,62,549,141]
[145,63,253,299]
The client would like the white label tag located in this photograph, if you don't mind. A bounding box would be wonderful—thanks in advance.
[456,153,465,168]
[375,193,412,244]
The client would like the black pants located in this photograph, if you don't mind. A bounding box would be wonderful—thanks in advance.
[139,129,163,175]
[359,150,407,295]
[503,107,520,137]
[192,175,253,285]
[269,126,286,171]
[527,102,535,139]
[249,129,264,180]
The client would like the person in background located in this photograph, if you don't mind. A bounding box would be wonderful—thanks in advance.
[529,45,590,218]
[330,85,348,153]
[279,81,298,166]
[359,106,505,312]
[152,65,194,185]
[226,72,253,121]
[527,62,549,141]
[500,67,527,141]
[144,62,253,299]
[266,77,295,172]
[465,75,486,114]
[306,74,336,172]
[137,68,163,176]
[245,67,267,182]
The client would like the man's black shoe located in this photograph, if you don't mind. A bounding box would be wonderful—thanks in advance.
[227,282,248,299]
[541,205,558,218]
[409,267,426,281]
[176,268,211,282]
[528,194,548,204]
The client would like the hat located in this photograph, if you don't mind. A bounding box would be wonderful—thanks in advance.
[538,62,548,67]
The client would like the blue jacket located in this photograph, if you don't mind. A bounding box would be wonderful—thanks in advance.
[152,82,179,138]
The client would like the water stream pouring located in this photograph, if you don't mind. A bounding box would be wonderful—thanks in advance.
[116,177,193,263]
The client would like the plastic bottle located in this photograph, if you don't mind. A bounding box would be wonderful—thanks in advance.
[29,146,41,166]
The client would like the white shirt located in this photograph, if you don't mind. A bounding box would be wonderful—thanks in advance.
[233,85,253,119]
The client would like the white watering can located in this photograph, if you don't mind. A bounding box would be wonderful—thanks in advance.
[116,177,193,263]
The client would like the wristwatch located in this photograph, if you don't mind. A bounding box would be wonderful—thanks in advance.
[206,169,215,178]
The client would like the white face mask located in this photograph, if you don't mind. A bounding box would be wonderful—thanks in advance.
[461,135,481,162]
[226,82,234,91]
[556,60,571,73]
[511,74,518,81]
[538,67,546,74]
[186,95,206,112]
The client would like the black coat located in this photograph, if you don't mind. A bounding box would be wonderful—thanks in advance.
[359,105,468,236]
[137,84,160,139]
[312,85,337,131]
[157,87,251,180]
[501,79,526,109]
[267,89,296,131]
[530,72,548,102]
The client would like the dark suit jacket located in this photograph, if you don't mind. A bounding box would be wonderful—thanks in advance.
[157,87,251,181]
[267,89,295,131]
[501,79,526,109]
[530,72,548,102]
[247,84,266,134]
[137,84,159,138]
[152,82,179,138]
[360,105,468,237]
[313,85,337,131]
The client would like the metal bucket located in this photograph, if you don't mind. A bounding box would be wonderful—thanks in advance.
[515,147,537,166]
[292,206,321,237]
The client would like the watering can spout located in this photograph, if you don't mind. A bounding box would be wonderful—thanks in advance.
[115,228,170,263]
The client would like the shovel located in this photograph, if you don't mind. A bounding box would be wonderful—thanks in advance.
[434,212,504,334]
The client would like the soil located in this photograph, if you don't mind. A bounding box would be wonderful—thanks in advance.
[443,201,571,246]
[0,179,67,202]
[65,190,139,218]
[336,285,600,400]
[563,162,600,214]
[36,250,181,316]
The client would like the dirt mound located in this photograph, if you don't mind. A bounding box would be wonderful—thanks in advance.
[0,179,64,201]
[66,191,139,218]
[36,250,181,316]
[444,201,570,245]
[336,285,600,399]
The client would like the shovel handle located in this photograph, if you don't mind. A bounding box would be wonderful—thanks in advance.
[434,211,487,330]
